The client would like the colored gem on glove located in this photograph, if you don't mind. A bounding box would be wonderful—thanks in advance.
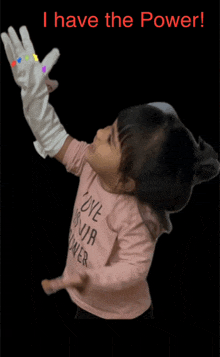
[10,54,46,73]
[33,54,39,61]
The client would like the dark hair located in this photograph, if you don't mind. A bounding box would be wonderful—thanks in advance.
[116,103,219,226]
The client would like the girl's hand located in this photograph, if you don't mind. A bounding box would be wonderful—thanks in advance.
[41,272,89,295]
[1,26,59,91]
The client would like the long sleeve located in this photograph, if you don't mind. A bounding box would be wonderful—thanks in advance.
[85,199,156,292]
[62,138,90,177]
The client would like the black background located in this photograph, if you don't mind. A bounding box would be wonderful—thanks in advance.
[1,2,219,356]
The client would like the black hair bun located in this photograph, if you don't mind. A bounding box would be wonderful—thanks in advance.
[193,137,220,185]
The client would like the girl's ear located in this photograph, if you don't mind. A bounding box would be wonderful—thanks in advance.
[124,177,136,193]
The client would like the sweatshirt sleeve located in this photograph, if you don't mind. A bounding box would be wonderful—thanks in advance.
[62,138,90,177]
[86,198,157,292]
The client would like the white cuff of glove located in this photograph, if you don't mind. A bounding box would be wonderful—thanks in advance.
[33,130,69,159]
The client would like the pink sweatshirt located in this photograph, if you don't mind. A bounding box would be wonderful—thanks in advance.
[60,138,163,319]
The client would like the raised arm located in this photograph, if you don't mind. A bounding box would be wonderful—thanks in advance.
[53,135,74,164]
[1,26,71,161]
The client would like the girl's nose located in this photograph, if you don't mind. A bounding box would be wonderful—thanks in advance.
[97,126,110,139]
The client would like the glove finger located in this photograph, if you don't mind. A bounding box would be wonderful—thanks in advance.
[1,32,16,66]
[42,48,60,76]
[19,26,35,54]
[8,26,24,56]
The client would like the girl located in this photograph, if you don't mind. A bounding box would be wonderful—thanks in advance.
[2,26,219,320]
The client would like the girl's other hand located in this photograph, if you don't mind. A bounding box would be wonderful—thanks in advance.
[41,272,89,295]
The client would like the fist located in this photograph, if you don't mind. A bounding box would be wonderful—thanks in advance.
[41,272,89,295]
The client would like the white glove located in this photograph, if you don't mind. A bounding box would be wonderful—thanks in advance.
[1,26,68,158]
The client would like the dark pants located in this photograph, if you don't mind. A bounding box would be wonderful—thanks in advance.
[74,303,154,320]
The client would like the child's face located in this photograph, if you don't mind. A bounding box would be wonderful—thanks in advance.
[85,118,123,193]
